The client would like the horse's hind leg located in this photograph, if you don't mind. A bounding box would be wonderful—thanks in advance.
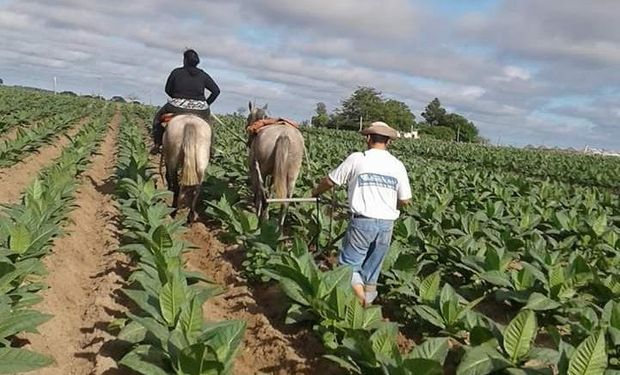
[167,170,180,217]
[278,203,288,229]
[188,185,202,225]
[250,159,267,219]
[279,169,300,229]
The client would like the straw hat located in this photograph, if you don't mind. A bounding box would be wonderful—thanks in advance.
[360,121,398,140]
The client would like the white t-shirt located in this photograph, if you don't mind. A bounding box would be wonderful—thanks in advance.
[328,148,412,220]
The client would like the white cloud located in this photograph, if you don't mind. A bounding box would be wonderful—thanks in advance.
[493,66,531,82]
[0,0,618,150]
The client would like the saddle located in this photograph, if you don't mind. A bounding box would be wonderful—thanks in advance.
[159,113,176,128]
[246,118,299,135]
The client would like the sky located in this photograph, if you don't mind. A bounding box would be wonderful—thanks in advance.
[0,0,619,150]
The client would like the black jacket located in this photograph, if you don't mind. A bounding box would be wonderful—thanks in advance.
[165,66,220,105]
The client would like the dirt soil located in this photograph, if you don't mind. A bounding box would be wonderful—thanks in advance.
[0,126,22,143]
[182,222,343,375]
[0,117,89,204]
[24,110,129,374]
[147,150,341,374]
[15,115,343,375]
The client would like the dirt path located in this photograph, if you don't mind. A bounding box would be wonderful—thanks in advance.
[0,117,89,204]
[142,151,342,374]
[0,125,22,143]
[183,222,342,375]
[24,110,129,375]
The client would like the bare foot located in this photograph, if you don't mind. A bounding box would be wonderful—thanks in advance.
[352,283,366,305]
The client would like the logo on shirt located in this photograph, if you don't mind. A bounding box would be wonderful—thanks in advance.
[357,173,398,190]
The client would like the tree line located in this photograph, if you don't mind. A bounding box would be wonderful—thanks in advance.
[311,87,481,143]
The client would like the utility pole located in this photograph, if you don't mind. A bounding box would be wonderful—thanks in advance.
[53,77,57,94]
[359,116,363,131]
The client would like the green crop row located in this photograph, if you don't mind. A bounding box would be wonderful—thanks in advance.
[0,87,102,134]
[0,105,113,373]
[0,98,106,168]
[300,124,620,189]
[112,107,246,375]
[190,114,618,374]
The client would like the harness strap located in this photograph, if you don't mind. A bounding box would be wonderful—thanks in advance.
[160,113,175,125]
[246,117,299,135]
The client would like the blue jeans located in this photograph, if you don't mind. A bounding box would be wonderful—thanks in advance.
[339,217,394,292]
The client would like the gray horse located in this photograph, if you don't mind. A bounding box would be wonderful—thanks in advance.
[161,114,212,224]
[246,102,304,225]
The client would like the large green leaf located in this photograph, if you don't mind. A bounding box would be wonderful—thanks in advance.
[480,271,512,288]
[126,313,169,348]
[525,293,562,311]
[122,289,162,321]
[119,345,169,375]
[503,309,537,364]
[408,337,450,363]
[439,283,460,326]
[0,310,52,339]
[591,215,607,237]
[152,225,173,250]
[200,320,246,373]
[457,345,511,375]
[401,358,443,375]
[9,224,31,254]
[370,323,400,362]
[318,266,351,299]
[178,297,203,341]
[118,320,147,344]
[323,354,362,374]
[340,295,382,329]
[159,277,186,327]
[0,347,54,374]
[567,332,607,375]
[413,305,446,329]
[176,343,220,375]
[419,271,441,304]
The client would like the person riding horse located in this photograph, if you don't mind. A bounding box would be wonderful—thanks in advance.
[150,49,220,155]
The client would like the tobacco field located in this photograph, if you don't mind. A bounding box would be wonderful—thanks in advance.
[0,86,619,374]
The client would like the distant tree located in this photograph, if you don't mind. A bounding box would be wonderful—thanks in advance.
[300,120,310,127]
[126,94,140,102]
[0,78,3,85]
[311,102,329,127]
[236,106,248,116]
[331,87,384,130]
[421,98,447,126]
[60,91,77,96]
[444,113,478,142]
[381,99,416,132]
[330,87,415,131]
[419,98,481,142]
[418,125,455,141]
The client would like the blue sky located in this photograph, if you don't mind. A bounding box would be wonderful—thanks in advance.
[0,0,619,150]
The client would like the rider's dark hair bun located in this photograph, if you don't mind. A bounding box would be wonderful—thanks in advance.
[183,49,200,67]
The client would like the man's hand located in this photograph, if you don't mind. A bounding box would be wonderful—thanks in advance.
[312,176,335,197]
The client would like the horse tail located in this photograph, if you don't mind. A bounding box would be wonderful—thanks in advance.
[181,122,200,186]
[273,135,290,199]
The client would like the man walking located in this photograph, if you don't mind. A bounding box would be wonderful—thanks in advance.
[311,121,411,306]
